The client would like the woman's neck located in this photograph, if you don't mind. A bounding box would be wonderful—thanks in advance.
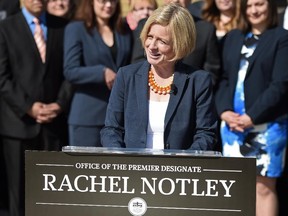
[151,63,175,79]
[96,17,110,28]
[220,11,233,25]
[251,24,267,35]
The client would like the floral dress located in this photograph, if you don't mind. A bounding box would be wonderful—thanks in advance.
[221,32,288,177]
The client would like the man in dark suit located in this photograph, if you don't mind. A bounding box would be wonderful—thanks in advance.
[131,0,220,86]
[0,1,20,214]
[0,0,72,216]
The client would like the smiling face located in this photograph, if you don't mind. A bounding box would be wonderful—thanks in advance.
[46,0,70,17]
[144,24,175,67]
[246,0,269,31]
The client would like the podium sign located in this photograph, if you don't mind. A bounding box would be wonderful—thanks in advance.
[25,148,256,216]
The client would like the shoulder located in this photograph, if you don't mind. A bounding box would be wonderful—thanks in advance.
[185,64,212,87]
[265,26,288,39]
[0,12,22,28]
[65,21,87,36]
[118,61,149,76]
[177,61,211,80]
[187,2,203,20]
[226,29,243,38]
[66,20,85,30]
[194,19,215,29]
[0,12,25,38]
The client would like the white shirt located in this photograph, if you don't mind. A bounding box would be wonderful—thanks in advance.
[283,6,288,30]
[146,100,169,149]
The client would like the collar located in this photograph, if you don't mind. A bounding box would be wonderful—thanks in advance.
[22,7,46,25]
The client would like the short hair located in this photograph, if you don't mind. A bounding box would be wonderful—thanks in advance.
[129,0,158,11]
[239,0,278,33]
[140,3,196,61]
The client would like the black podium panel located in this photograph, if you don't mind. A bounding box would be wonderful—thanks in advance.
[25,148,256,216]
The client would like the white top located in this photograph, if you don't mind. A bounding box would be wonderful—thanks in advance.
[284,6,288,30]
[146,100,169,149]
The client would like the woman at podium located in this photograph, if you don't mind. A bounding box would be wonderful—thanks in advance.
[101,3,218,150]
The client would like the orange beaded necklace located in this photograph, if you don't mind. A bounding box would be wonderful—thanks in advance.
[148,70,174,95]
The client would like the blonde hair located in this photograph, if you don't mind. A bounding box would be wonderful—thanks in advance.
[140,3,196,61]
[129,0,158,11]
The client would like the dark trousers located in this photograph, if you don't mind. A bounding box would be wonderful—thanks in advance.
[0,143,8,212]
[2,127,67,216]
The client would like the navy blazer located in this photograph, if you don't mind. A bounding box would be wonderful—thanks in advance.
[101,61,218,150]
[64,21,132,126]
[216,27,288,124]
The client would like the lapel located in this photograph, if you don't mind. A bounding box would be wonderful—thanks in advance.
[134,61,189,142]
[93,28,117,70]
[226,32,245,88]
[45,14,53,69]
[18,13,44,66]
[115,32,123,68]
[164,62,189,128]
[135,61,150,129]
[246,29,273,76]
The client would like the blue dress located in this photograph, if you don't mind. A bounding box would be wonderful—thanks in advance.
[221,33,288,177]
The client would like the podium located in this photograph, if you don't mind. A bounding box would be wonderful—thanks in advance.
[25,147,256,216]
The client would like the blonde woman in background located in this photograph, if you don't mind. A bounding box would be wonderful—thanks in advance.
[125,0,158,30]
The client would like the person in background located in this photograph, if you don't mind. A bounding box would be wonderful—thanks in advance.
[0,0,20,20]
[202,0,241,42]
[215,0,288,215]
[277,2,288,215]
[0,0,72,215]
[101,3,218,151]
[64,0,132,147]
[46,0,77,20]
[125,0,157,30]
[278,0,288,29]
[188,0,204,19]
[131,0,221,88]
[0,1,21,214]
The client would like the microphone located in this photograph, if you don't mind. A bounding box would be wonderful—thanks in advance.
[170,84,177,95]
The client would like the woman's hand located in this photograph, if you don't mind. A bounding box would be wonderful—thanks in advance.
[221,111,254,132]
[221,111,244,132]
[238,114,253,129]
[104,67,116,90]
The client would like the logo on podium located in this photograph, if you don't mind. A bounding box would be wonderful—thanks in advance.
[128,197,147,215]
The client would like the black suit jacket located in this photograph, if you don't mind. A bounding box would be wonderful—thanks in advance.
[0,12,72,139]
[131,8,220,85]
[215,28,288,124]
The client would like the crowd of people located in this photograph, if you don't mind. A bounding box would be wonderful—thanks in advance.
[0,0,288,216]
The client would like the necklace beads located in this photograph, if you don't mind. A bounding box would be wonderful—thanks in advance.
[148,70,174,95]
